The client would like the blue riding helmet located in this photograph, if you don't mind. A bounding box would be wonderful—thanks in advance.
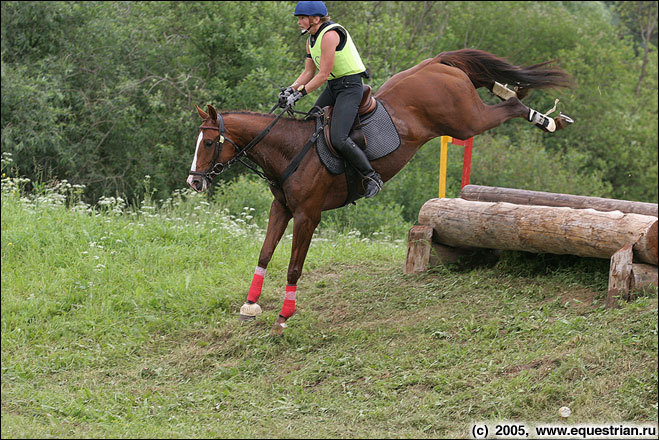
[293,1,328,16]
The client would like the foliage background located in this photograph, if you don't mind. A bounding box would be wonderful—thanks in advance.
[1,1,657,232]
[2,3,658,437]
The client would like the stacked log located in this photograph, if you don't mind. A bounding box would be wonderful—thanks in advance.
[405,190,659,308]
[417,198,657,264]
[460,185,658,217]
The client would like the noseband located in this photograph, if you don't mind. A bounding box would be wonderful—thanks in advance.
[189,108,291,187]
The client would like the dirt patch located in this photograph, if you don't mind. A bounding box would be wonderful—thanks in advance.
[550,287,603,313]
[501,356,562,378]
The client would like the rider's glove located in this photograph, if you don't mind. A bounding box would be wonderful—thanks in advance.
[286,85,307,108]
[278,86,294,107]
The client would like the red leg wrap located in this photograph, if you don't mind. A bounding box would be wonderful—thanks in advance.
[246,267,266,303]
[279,285,296,318]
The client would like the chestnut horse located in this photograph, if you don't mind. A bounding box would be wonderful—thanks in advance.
[187,49,574,335]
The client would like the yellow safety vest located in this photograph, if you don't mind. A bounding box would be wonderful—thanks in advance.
[309,23,366,79]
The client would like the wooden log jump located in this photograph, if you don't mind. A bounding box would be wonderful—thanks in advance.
[460,184,658,217]
[418,198,657,264]
[405,187,658,308]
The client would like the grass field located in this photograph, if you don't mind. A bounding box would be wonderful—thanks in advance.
[2,186,657,438]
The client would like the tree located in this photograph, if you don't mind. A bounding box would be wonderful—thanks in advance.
[614,1,658,97]
[1,1,657,208]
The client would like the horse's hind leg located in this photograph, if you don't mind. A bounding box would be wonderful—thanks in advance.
[493,84,574,132]
[449,97,529,140]
[483,93,573,134]
[455,96,570,140]
[239,199,292,321]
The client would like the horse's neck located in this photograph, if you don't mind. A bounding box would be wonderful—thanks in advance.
[226,113,313,178]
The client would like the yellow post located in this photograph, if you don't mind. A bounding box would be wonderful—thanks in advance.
[438,136,452,198]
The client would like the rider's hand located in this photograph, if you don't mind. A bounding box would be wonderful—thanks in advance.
[277,86,294,108]
[278,86,294,101]
[285,85,307,108]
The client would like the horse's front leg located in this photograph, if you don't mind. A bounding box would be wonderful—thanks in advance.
[271,209,321,336]
[239,199,292,321]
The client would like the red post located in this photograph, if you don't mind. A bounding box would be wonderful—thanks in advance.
[449,137,473,188]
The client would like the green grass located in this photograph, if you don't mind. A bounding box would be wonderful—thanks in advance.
[2,188,657,438]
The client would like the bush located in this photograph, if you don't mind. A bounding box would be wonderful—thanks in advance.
[212,175,275,228]
[210,174,412,238]
[319,198,411,238]
[469,131,613,197]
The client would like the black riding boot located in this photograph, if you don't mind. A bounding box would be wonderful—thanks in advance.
[338,138,383,198]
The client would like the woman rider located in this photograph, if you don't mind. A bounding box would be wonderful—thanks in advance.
[281,0,383,198]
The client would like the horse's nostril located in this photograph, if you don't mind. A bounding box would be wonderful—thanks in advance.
[187,175,202,192]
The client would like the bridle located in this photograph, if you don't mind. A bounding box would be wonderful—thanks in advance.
[189,106,291,187]
[188,113,238,182]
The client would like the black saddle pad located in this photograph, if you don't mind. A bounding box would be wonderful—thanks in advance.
[315,99,401,175]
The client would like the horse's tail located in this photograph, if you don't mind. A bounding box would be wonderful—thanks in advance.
[436,49,573,98]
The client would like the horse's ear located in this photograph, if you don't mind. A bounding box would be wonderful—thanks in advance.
[196,105,209,120]
[207,104,218,122]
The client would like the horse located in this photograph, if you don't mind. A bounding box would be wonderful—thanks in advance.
[187,49,574,335]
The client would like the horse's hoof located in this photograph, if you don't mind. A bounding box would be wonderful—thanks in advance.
[239,303,262,322]
[270,321,287,336]
[554,113,574,131]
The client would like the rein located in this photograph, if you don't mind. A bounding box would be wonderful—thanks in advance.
[191,105,324,189]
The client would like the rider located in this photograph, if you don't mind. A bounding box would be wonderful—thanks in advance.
[281,0,383,198]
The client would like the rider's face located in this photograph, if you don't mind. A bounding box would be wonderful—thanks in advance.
[297,15,320,32]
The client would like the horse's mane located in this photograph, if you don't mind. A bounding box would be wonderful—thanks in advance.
[225,110,301,119]
[224,110,313,129]
[223,110,315,161]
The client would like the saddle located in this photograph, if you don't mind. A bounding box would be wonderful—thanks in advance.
[309,89,401,207]
[322,85,377,156]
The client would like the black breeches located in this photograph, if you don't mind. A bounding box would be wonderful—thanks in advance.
[314,74,363,154]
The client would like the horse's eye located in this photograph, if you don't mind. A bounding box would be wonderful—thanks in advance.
[204,140,214,147]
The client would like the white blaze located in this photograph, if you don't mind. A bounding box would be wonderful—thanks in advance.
[186,131,204,187]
